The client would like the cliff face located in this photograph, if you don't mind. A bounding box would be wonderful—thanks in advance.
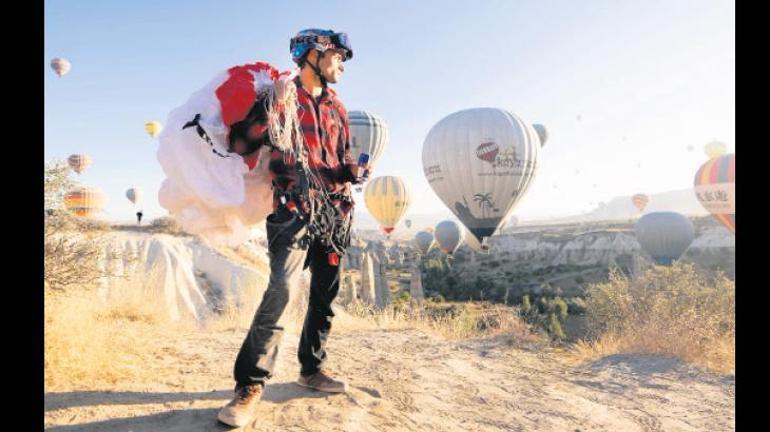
[91,231,310,321]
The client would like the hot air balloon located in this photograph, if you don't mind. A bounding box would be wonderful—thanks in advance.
[422,108,541,246]
[405,219,412,229]
[50,57,71,77]
[704,141,726,159]
[67,154,92,175]
[348,110,389,168]
[532,124,548,147]
[694,153,734,233]
[414,230,435,255]
[126,187,143,205]
[686,145,694,152]
[632,193,649,212]
[634,212,694,265]
[364,176,411,234]
[435,220,465,255]
[145,121,163,138]
[64,186,107,218]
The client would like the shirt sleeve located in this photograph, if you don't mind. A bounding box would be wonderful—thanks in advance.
[337,107,361,184]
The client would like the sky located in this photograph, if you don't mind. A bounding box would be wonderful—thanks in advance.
[44,0,735,224]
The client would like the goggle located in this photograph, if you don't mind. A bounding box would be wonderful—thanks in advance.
[292,32,353,60]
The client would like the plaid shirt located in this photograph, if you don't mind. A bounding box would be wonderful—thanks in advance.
[226,75,359,218]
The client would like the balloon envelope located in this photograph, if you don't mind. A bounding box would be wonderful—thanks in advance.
[704,141,726,159]
[435,220,465,255]
[348,110,388,168]
[126,187,143,205]
[532,124,547,147]
[64,186,107,218]
[694,153,734,233]
[364,176,411,234]
[414,230,435,255]
[67,154,92,174]
[50,57,71,77]
[632,193,649,212]
[422,108,541,245]
[634,212,694,265]
[145,121,163,138]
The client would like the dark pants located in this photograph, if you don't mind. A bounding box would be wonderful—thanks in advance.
[233,209,341,386]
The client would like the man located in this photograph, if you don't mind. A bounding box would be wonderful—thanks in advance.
[218,29,363,428]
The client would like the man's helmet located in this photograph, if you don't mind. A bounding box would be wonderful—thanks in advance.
[290,29,353,64]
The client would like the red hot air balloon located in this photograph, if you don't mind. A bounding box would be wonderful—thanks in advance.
[694,153,735,233]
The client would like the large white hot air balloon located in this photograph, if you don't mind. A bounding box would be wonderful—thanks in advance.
[422,108,541,245]
[364,176,411,234]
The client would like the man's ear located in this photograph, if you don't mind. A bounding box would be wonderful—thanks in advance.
[306,50,319,64]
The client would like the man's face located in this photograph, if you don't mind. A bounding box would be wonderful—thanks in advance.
[316,49,346,84]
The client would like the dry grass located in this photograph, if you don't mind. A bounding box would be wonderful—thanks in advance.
[569,263,735,374]
[44,284,197,391]
[335,301,541,344]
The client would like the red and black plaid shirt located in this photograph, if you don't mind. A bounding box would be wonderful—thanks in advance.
[228,75,359,218]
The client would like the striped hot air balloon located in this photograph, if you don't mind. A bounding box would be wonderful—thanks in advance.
[631,193,649,212]
[50,57,71,77]
[64,186,107,218]
[67,154,92,175]
[364,176,411,234]
[348,110,388,166]
[694,153,735,233]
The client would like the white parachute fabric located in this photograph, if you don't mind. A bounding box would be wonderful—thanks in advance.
[157,68,279,247]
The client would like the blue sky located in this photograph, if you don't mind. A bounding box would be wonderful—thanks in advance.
[45,0,735,223]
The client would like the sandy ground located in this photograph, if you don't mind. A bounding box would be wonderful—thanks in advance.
[44,324,734,432]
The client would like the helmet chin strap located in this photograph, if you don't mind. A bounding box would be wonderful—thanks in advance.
[307,50,328,88]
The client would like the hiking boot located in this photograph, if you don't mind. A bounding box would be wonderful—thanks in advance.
[216,383,263,427]
[297,370,349,393]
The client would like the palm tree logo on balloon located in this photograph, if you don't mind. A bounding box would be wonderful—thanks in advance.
[473,193,495,219]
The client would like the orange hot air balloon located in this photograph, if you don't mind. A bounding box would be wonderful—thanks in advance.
[631,193,649,212]
[694,153,734,233]
[64,186,107,218]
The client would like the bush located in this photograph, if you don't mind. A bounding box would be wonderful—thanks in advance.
[147,216,187,236]
[578,263,735,373]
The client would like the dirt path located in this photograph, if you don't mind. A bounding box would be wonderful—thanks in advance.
[44,327,734,431]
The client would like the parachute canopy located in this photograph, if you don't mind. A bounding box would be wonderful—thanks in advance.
[364,176,411,234]
[50,57,71,77]
[64,186,107,218]
[694,153,734,233]
[435,220,465,255]
[422,108,541,244]
[634,212,694,265]
[67,154,92,175]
